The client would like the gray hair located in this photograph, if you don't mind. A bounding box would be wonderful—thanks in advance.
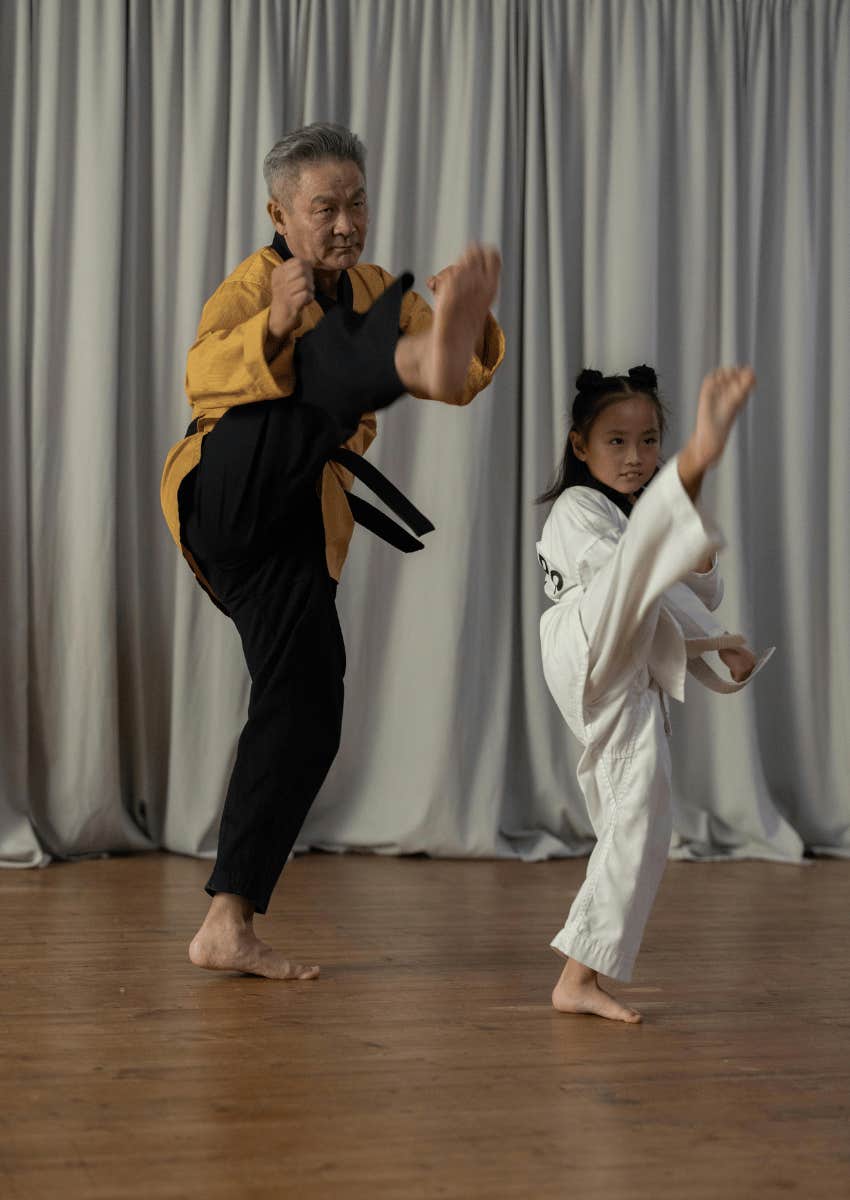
[263,122,367,206]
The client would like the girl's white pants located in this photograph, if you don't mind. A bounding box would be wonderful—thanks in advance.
[541,459,721,981]
[550,676,673,981]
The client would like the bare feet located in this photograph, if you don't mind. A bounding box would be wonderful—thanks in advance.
[394,243,501,402]
[188,893,319,980]
[552,959,642,1023]
[678,365,756,499]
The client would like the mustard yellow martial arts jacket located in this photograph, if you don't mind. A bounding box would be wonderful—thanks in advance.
[160,240,505,593]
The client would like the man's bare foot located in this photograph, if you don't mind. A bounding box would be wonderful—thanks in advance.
[428,244,500,400]
[394,243,500,402]
[188,893,319,980]
[552,959,642,1023]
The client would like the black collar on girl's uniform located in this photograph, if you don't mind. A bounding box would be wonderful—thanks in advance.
[574,463,660,519]
[270,231,354,312]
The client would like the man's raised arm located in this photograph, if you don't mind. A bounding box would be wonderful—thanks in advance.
[186,265,321,417]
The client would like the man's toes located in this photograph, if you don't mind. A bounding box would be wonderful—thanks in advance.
[478,246,499,284]
[461,242,485,269]
[736,368,756,397]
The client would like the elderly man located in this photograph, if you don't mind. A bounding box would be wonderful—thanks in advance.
[161,122,504,980]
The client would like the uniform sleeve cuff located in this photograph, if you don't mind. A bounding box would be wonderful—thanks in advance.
[689,553,719,577]
[243,306,289,398]
[475,312,505,375]
[664,455,726,557]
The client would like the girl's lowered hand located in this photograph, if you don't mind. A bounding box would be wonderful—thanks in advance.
[719,644,757,682]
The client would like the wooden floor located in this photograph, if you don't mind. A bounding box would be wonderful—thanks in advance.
[2,852,849,1199]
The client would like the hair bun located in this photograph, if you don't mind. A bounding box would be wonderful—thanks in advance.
[576,368,605,392]
[628,364,658,390]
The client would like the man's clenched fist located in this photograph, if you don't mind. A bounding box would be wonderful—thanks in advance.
[265,258,316,359]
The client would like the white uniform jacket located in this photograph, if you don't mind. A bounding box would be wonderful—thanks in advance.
[537,457,774,749]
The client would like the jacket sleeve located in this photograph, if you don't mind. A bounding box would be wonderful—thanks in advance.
[185,280,321,415]
[682,556,725,610]
[662,581,727,640]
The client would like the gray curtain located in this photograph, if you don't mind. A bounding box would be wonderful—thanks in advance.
[2,0,848,873]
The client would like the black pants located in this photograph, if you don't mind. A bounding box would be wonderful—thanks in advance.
[179,279,409,913]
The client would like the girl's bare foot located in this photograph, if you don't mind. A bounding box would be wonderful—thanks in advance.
[188,893,319,980]
[552,959,642,1023]
[394,243,500,402]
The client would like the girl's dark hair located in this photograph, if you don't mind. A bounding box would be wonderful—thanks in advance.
[536,364,667,505]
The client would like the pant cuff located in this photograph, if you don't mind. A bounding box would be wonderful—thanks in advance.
[550,927,636,983]
[205,871,272,916]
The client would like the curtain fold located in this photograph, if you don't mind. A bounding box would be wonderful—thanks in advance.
[2,0,847,871]
[0,0,47,868]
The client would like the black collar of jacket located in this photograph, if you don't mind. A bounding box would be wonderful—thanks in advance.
[270,231,354,312]
[576,463,661,519]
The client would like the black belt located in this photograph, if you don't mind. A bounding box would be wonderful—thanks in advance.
[330,446,434,553]
[186,418,434,553]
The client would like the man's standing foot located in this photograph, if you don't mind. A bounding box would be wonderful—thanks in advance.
[188,893,319,980]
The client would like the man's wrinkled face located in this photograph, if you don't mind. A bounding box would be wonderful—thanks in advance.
[269,158,368,273]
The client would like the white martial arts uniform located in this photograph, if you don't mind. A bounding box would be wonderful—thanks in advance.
[537,456,773,981]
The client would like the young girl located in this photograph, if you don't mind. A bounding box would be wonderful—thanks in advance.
[536,364,773,1023]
